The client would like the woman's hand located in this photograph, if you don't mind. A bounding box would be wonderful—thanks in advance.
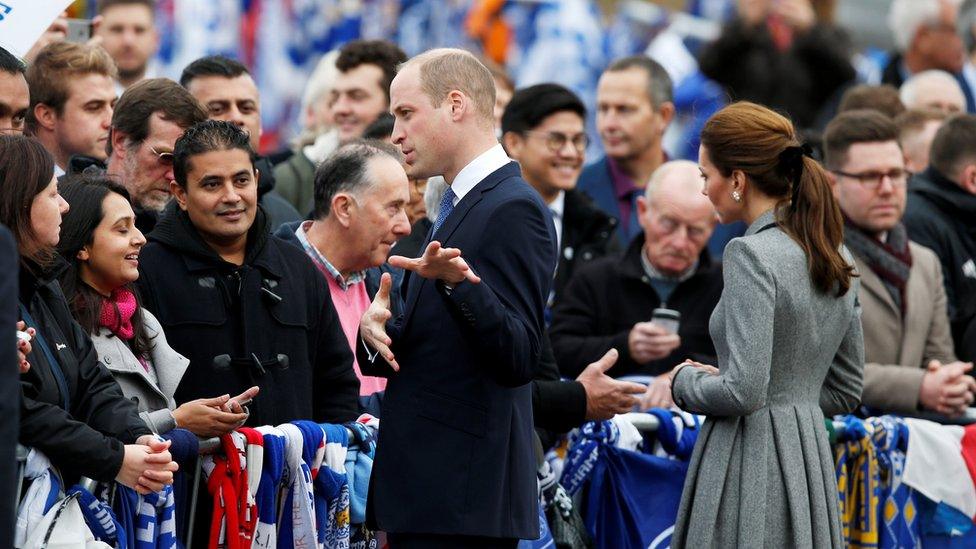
[16,322,35,374]
[639,375,674,411]
[173,395,248,437]
[117,439,178,495]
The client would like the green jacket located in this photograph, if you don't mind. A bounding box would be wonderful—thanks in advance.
[273,151,317,217]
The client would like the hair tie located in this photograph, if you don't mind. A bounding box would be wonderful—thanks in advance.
[779,143,813,212]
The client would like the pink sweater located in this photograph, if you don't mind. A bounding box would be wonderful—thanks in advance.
[325,275,387,395]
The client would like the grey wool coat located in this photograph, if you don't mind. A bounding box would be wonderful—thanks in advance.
[90,309,189,434]
[670,210,865,549]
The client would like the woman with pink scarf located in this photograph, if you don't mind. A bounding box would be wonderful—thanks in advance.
[57,175,258,438]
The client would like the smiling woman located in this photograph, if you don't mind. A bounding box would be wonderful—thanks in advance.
[2,135,180,494]
[57,174,257,438]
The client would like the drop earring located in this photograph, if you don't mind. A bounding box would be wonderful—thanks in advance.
[731,190,742,203]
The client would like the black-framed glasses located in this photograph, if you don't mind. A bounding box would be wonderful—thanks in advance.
[831,168,910,190]
[149,146,174,167]
[523,130,588,154]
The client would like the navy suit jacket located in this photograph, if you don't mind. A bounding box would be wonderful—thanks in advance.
[358,161,557,539]
[577,157,639,247]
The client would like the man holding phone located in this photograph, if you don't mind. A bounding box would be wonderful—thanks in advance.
[550,160,723,408]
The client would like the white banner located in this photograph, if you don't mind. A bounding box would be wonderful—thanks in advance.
[0,0,74,58]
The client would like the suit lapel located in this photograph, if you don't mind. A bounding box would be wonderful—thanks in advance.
[399,162,517,329]
[859,261,901,317]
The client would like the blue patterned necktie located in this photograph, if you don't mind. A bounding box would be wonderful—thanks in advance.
[431,186,457,236]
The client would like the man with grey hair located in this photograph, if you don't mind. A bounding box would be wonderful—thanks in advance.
[275,139,411,401]
[883,0,973,110]
[899,70,967,113]
[358,47,556,546]
[551,160,722,407]
[578,55,675,247]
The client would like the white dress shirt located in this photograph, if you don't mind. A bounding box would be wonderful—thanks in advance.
[547,190,566,252]
[447,143,511,205]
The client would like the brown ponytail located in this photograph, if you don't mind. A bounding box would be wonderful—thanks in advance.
[701,102,855,296]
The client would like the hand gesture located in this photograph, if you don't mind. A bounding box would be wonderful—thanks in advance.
[119,438,178,495]
[919,360,976,417]
[16,321,35,374]
[172,395,249,437]
[359,272,400,371]
[388,241,481,284]
[628,322,681,364]
[576,349,646,420]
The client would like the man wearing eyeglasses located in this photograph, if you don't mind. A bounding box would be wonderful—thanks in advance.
[824,109,975,417]
[501,83,619,303]
[103,78,207,234]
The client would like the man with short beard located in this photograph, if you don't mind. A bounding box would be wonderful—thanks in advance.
[103,78,207,234]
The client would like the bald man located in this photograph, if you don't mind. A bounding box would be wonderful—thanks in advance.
[357,49,556,546]
[900,70,967,114]
[551,160,724,395]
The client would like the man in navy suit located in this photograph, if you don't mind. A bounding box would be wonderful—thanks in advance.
[578,56,674,247]
[359,48,556,547]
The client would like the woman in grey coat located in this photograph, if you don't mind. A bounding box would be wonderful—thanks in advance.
[56,175,257,437]
[669,102,864,548]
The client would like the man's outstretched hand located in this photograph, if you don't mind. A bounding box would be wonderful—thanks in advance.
[360,273,400,371]
[389,241,481,285]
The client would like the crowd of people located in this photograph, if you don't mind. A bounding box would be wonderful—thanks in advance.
[3,0,976,547]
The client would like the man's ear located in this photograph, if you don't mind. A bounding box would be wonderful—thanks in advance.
[502,131,524,159]
[657,101,676,130]
[447,90,466,121]
[111,129,129,160]
[170,180,188,211]
[826,170,840,198]
[964,164,976,195]
[332,193,354,227]
[32,103,57,132]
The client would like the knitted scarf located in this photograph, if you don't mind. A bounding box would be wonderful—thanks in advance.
[844,220,913,317]
[99,287,138,340]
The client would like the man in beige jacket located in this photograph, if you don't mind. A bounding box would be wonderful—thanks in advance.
[825,109,975,417]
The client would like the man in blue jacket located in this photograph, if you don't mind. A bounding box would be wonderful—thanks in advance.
[359,49,556,547]
[578,56,674,247]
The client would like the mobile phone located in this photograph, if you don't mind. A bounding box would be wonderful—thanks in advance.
[65,19,92,44]
[651,308,681,334]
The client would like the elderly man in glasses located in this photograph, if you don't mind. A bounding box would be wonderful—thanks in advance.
[501,83,620,304]
[103,78,207,233]
[825,109,975,418]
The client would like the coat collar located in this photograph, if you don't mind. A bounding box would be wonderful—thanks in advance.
[745,209,779,236]
[91,310,188,403]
